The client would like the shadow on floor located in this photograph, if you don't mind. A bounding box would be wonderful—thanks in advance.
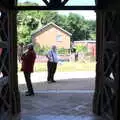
[21,92,104,120]
[19,78,95,92]
[19,77,104,120]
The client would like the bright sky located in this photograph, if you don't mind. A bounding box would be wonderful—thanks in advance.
[58,10,96,20]
[18,0,96,20]
[18,0,95,5]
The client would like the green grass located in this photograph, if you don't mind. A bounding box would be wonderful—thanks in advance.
[18,61,95,72]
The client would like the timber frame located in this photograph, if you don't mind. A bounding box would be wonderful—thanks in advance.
[0,0,120,120]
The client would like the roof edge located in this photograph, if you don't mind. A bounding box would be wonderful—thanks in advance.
[31,22,72,36]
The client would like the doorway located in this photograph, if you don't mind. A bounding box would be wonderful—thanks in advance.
[17,8,99,120]
[0,0,106,120]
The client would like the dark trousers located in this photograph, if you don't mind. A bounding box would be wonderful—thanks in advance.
[47,61,57,81]
[24,72,34,93]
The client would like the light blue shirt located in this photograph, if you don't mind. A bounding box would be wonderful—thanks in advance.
[47,50,58,63]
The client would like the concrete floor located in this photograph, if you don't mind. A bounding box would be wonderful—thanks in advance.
[21,93,103,120]
[18,72,95,91]
[19,72,104,120]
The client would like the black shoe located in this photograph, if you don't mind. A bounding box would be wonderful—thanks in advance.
[47,81,52,83]
[25,91,29,94]
[25,92,34,96]
[51,80,56,83]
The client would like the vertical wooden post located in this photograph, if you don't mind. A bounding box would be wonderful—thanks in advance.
[8,9,20,120]
[93,10,104,115]
[114,19,120,120]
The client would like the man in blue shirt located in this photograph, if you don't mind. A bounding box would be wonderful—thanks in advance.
[46,45,58,83]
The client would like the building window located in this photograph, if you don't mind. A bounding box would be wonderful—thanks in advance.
[56,35,62,41]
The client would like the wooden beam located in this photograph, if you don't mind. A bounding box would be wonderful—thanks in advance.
[0,41,7,48]
[105,77,115,90]
[42,0,49,5]
[15,5,96,10]
[62,0,69,6]
[105,42,120,52]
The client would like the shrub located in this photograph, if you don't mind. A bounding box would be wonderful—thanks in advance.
[34,44,50,55]
[76,45,88,53]
[34,43,41,54]
[34,44,69,55]
[57,48,68,55]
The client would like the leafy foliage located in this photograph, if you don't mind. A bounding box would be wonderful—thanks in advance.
[57,48,68,55]
[34,44,69,55]
[34,44,50,55]
[17,2,96,45]
[76,45,88,53]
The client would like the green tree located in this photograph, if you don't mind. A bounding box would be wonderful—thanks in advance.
[87,20,96,40]
[17,2,96,44]
[41,11,58,25]
[64,13,91,41]
[17,11,39,44]
[76,45,88,53]
[17,2,40,44]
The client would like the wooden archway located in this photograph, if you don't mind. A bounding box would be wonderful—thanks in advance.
[0,0,120,120]
[93,1,120,120]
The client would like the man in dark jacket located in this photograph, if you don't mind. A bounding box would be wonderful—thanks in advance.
[21,44,36,96]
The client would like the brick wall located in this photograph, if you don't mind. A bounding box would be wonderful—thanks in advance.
[32,27,70,49]
[74,41,96,56]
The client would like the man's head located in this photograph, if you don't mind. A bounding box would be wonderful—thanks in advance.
[19,43,24,47]
[51,45,57,51]
[28,44,34,50]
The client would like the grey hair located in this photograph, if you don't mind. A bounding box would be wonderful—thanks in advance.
[28,43,34,50]
[52,45,56,49]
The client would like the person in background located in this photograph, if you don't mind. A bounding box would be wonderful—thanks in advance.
[17,43,24,63]
[75,52,78,62]
[21,44,36,96]
[46,45,58,83]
